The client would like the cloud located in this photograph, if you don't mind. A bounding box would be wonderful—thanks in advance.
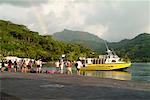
[0,0,47,7]
[0,0,149,42]
[99,0,150,41]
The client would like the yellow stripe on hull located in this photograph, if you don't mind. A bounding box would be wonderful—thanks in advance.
[80,63,131,71]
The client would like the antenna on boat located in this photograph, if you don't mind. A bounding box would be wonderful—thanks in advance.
[104,40,113,56]
[112,48,117,55]
[104,40,109,51]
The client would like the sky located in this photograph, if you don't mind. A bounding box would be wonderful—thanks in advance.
[0,0,149,42]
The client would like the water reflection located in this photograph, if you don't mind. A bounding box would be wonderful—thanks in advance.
[81,71,131,80]
[43,63,150,82]
[130,63,150,82]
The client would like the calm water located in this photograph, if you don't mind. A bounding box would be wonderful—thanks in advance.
[44,63,150,82]
[81,63,150,82]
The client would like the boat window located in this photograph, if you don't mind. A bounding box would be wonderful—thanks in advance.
[96,59,98,64]
[86,60,88,63]
[93,59,95,64]
[102,58,105,64]
[112,60,116,62]
[99,59,101,64]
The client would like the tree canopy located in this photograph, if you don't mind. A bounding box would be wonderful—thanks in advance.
[0,20,96,61]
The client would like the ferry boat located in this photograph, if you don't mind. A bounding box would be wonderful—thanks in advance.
[80,43,131,71]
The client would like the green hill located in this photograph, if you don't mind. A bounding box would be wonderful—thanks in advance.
[1,19,149,62]
[53,29,106,53]
[53,29,104,42]
[0,20,96,61]
[53,29,150,62]
[110,33,150,62]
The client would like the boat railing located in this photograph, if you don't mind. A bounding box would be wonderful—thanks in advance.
[84,58,106,64]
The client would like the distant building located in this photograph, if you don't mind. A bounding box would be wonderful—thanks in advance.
[4,56,25,62]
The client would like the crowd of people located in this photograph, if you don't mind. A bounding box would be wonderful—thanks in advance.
[54,59,83,75]
[0,59,42,73]
[0,59,83,75]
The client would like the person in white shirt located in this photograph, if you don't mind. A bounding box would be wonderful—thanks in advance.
[76,60,83,75]
[36,60,42,73]
[60,61,64,74]
[55,61,60,72]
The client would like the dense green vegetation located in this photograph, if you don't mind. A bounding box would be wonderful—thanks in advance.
[1,20,149,62]
[0,20,97,61]
[53,29,150,62]
[110,33,150,62]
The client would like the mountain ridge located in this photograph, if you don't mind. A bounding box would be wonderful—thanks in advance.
[1,19,149,62]
[53,29,150,62]
[53,29,105,43]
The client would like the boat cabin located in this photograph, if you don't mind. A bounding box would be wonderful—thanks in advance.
[80,49,123,65]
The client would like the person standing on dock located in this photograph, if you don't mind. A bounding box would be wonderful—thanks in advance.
[55,61,60,73]
[8,60,12,72]
[76,60,83,75]
[36,60,42,73]
[22,60,27,73]
[13,60,18,72]
[60,60,64,74]
[27,60,32,73]
[66,60,72,75]
[1,60,5,72]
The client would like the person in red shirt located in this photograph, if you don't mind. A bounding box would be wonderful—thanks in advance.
[8,60,12,72]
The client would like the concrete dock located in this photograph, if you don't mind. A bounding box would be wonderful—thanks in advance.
[0,72,150,100]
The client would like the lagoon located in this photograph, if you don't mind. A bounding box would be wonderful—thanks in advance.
[81,63,150,82]
[43,63,150,82]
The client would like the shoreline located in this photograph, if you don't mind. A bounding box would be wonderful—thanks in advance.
[1,72,150,91]
[1,72,150,100]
